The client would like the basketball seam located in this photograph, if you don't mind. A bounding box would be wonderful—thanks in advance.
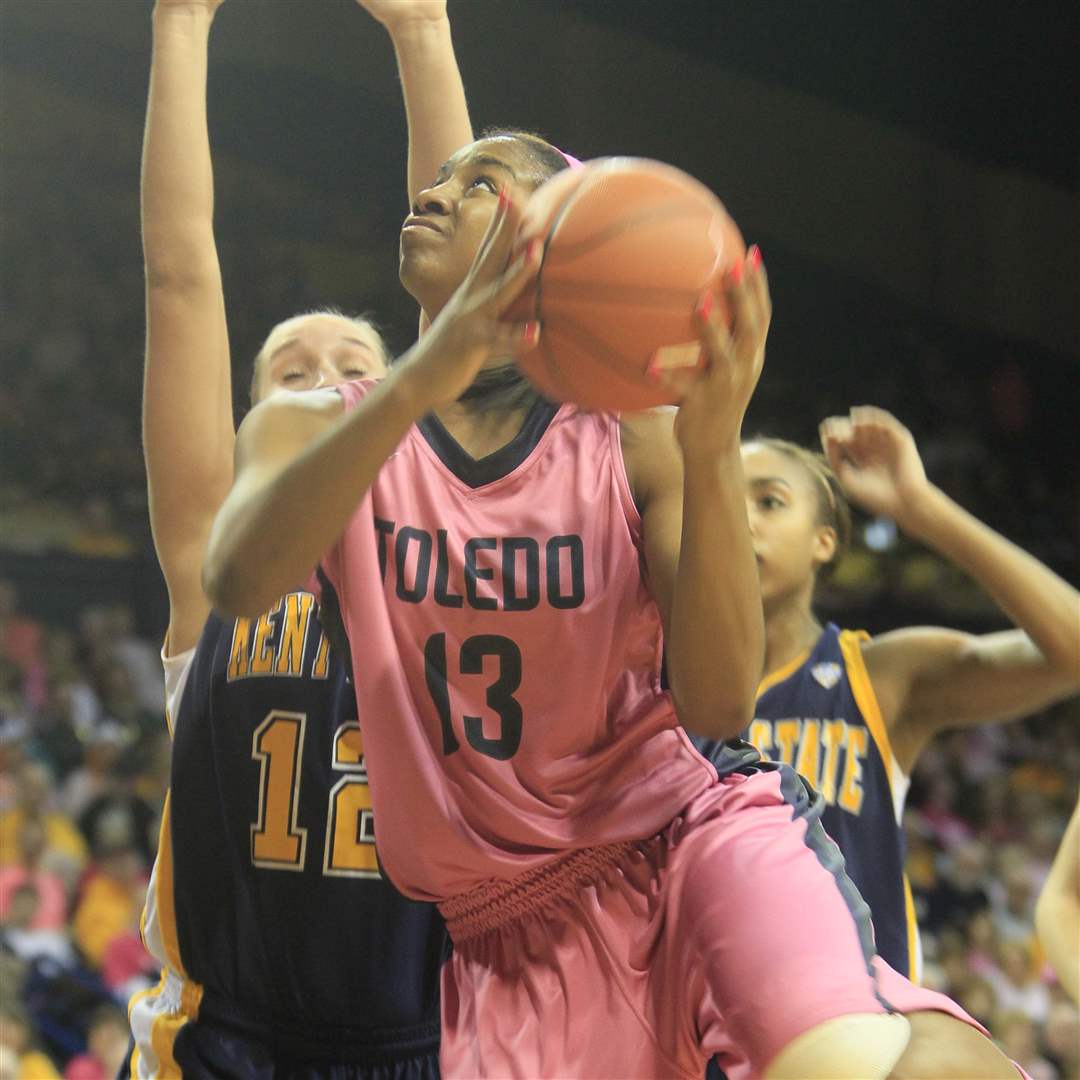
[542,202,716,268]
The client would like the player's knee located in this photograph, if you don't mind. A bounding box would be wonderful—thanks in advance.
[888,1011,1018,1080]
[763,1013,911,1079]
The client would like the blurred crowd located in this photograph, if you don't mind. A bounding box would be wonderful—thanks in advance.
[908,700,1080,1079]
[1,581,166,1079]
[1,567,1077,1077]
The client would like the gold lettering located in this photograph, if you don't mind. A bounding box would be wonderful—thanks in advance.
[839,727,868,814]
[795,719,822,790]
[773,720,799,766]
[227,618,253,681]
[747,719,773,757]
[311,632,331,680]
[820,720,847,804]
[275,594,313,677]
[250,601,282,676]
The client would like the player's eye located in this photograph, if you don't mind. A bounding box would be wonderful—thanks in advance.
[469,175,498,194]
[759,494,784,511]
[281,371,305,383]
[343,367,368,378]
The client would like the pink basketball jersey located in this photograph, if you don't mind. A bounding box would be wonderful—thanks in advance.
[321,380,714,901]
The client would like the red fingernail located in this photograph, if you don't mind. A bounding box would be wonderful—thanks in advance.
[695,288,714,321]
[728,260,744,286]
[523,321,540,345]
[498,188,509,210]
[748,245,763,271]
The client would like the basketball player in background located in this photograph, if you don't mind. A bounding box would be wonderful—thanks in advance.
[1036,794,1080,1003]
[693,409,1079,982]
[129,0,470,1074]
[202,109,1031,1075]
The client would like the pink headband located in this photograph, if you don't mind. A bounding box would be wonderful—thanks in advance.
[555,148,584,169]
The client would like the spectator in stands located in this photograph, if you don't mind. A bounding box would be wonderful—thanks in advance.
[0,818,68,930]
[1042,1001,1080,1079]
[57,724,128,822]
[42,630,102,739]
[61,1005,128,1080]
[922,838,992,935]
[992,854,1040,943]
[90,660,158,774]
[992,1010,1057,1080]
[0,583,44,712]
[0,882,77,970]
[102,606,164,717]
[71,836,145,971]
[986,940,1052,1025]
[77,781,157,868]
[0,764,86,884]
[0,1003,60,1080]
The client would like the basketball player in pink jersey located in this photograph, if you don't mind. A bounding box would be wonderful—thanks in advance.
[132,0,470,1074]
[201,123,1029,1077]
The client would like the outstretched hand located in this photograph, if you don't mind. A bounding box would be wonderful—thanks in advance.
[154,0,225,13]
[398,190,541,410]
[355,0,447,30]
[819,407,931,526]
[673,246,770,461]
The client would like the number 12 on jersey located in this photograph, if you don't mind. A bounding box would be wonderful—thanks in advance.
[250,711,379,878]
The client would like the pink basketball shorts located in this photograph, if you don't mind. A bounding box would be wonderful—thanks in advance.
[437,766,990,1078]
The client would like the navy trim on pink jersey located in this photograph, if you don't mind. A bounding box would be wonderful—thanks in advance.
[417,399,558,488]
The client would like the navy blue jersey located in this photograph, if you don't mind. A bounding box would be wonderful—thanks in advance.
[692,624,919,979]
[134,593,445,1075]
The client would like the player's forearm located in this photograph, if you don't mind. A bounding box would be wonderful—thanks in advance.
[204,374,428,617]
[667,448,764,739]
[143,4,220,285]
[1035,891,1080,1003]
[385,16,473,206]
[901,486,1080,679]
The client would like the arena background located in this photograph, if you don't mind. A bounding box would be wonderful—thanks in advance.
[1,0,1077,1075]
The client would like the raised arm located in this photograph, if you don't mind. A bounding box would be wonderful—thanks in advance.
[357,0,473,208]
[204,194,540,616]
[142,0,233,654]
[820,407,1080,770]
[1035,795,1080,1003]
[623,252,769,740]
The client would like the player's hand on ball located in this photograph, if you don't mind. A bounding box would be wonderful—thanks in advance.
[356,0,447,29]
[399,191,542,411]
[674,247,769,461]
[819,407,930,527]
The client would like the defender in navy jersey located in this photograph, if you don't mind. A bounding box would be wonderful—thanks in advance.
[136,0,472,1072]
[131,597,445,1076]
[694,415,1079,985]
[702,622,917,977]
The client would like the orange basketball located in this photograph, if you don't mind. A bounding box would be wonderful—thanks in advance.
[508,157,745,411]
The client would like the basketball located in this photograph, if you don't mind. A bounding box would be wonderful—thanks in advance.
[509,157,745,411]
